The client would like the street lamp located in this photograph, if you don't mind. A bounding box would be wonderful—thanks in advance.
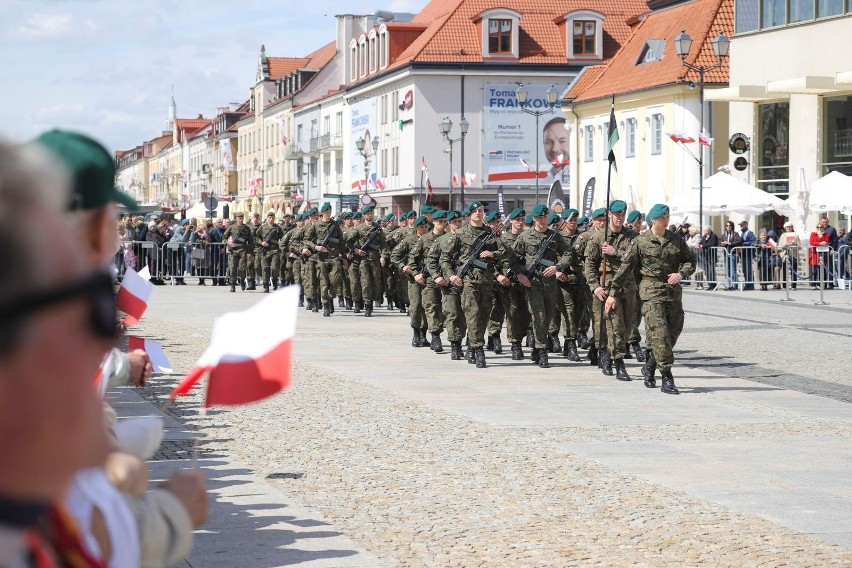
[252,157,274,213]
[516,84,559,204]
[674,30,730,227]
[355,135,379,193]
[439,116,468,210]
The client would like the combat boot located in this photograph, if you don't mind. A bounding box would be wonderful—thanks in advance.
[450,341,462,360]
[475,347,487,368]
[549,333,560,353]
[492,335,502,355]
[323,304,331,317]
[263,283,270,293]
[563,338,581,361]
[419,328,429,347]
[614,359,631,381]
[510,342,523,360]
[588,345,599,366]
[345,297,353,310]
[467,346,476,364]
[365,301,373,317]
[624,344,633,359]
[305,298,313,311]
[399,303,407,314]
[328,301,334,314]
[312,300,319,313]
[538,350,550,369]
[577,333,591,350]
[240,278,246,291]
[272,278,279,291]
[486,336,494,351]
[660,370,679,394]
[387,298,395,311]
[530,347,540,365]
[642,350,657,388]
[338,295,345,308]
[247,279,256,291]
[353,300,362,314]
[525,329,533,348]
[600,348,613,376]
[298,292,304,307]
[430,333,443,353]
[230,283,236,293]
[630,342,646,362]
[411,328,420,347]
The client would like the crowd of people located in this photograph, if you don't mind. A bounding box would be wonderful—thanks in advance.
[1,131,207,568]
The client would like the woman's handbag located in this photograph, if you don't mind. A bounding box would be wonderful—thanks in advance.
[191,246,206,260]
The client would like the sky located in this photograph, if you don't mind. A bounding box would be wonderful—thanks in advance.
[0,0,425,152]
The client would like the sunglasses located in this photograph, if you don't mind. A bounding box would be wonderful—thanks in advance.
[0,271,118,341]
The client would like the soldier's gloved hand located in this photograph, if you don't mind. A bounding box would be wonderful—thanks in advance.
[516,273,532,288]
[496,274,510,287]
[604,296,617,314]
[667,272,683,285]
[593,286,608,301]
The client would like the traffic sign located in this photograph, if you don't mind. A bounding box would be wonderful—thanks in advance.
[204,196,218,211]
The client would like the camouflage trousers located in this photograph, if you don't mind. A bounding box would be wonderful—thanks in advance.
[340,259,351,299]
[360,258,383,302]
[229,249,249,285]
[592,286,637,360]
[348,259,362,302]
[441,287,466,342]
[302,259,318,299]
[423,282,444,334]
[486,283,506,338]
[578,284,592,334]
[555,283,584,339]
[315,258,339,304]
[526,283,559,350]
[396,267,409,307]
[290,257,302,291]
[408,280,426,329]
[461,279,494,349]
[258,247,279,284]
[643,299,684,373]
[500,283,531,343]
[629,289,643,344]
[247,253,257,281]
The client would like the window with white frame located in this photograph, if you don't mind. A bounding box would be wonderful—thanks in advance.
[480,9,521,59]
[625,118,637,158]
[359,39,367,78]
[651,114,663,155]
[584,125,594,161]
[601,122,609,158]
[379,28,389,68]
[381,149,387,177]
[335,112,343,134]
[336,155,343,182]
[323,156,330,185]
[369,33,377,73]
[350,42,357,81]
[381,95,387,125]
[392,91,399,122]
[565,11,605,60]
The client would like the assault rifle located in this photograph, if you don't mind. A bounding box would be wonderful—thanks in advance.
[357,223,382,253]
[455,221,505,280]
[526,218,567,277]
[317,218,340,257]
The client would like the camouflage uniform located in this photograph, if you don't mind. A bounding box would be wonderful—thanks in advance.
[248,220,263,285]
[348,221,387,306]
[410,229,444,336]
[391,230,424,331]
[574,229,597,338]
[495,229,530,345]
[344,224,362,307]
[555,231,586,341]
[222,221,254,288]
[288,223,314,301]
[255,221,283,289]
[611,229,695,373]
[306,216,345,310]
[429,232,465,344]
[584,227,640,361]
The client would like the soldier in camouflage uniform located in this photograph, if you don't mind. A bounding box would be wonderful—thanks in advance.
[553,208,585,361]
[494,208,530,360]
[429,210,466,360]
[512,204,572,368]
[584,200,639,381]
[338,212,354,309]
[345,212,364,312]
[245,212,262,290]
[348,204,387,316]
[305,203,345,316]
[289,212,315,310]
[440,201,503,369]
[282,214,303,304]
[574,211,603,361]
[410,209,447,352]
[255,212,283,292]
[484,211,506,354]
[222,212,254,293]
[623,209,646,361]
[609,204,695,394]
[392,215,429,346]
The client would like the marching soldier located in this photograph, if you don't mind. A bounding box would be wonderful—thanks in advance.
[411,209,448,352]
[484,210,506,354]
[339,212,354,309]
[495,208,530,360]
[282,214,304,304]
[584,200,639,381]
[346,212,364,313]
[349,204,387,317]
[305,203,345,316]
[554,208,585,361]
[512,205,572,368]
[428,210,466,360]
[575,210,604,362]
[608,204,695,394]
[624,209,646,361]
[246,212,262,290]
[545,211,565,353]
[222,212,253,293]
[391,215,429,346]
[255,212,283,292]
[289,211,315,310]
[440,201,502,369]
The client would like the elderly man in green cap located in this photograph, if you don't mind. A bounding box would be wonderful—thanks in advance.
[410,210,448,351]
[511,204,572,368]
[348,204,388,316]
[495,207,531,360]
[609,204,695,394]
[584,200,639,380]
[429,210,467,360]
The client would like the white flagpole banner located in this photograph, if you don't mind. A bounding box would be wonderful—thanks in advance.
[221,139,235,171]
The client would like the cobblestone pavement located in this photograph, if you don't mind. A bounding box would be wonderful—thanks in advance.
[132,286,852,567]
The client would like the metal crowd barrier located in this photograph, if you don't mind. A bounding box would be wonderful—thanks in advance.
[159,241,230,284]
[114,240,163,283]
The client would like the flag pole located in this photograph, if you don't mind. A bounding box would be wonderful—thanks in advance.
[600,95,618,352]
[419,155,424,209]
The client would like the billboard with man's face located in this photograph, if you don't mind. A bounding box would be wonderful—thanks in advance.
[350,99,377,192]
[483,83,571,187]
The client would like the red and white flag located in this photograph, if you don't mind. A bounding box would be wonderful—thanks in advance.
[551,154,569,167]
[666,130,695,144]
[698,132,714,146]
[128,336,173,374]
[451,173,460,189]
[169,286,299,407]
[520,157,535,173]
[427,178,433,201]
[116,266,155,325]
[463,172,476,187]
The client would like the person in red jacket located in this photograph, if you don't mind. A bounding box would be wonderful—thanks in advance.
[809,223,831,288]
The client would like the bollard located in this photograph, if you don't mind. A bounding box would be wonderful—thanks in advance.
[815,252,828,306]
[780,258,794,303]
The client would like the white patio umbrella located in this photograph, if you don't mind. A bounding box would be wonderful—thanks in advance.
[808,170,852,213]
[669,172,788,216]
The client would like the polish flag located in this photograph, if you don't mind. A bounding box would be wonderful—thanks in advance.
[452,173,460,188]
[116,266,155,325]
[551,154,569,167]
[427,178,433,202]
[698,132,714,146]
[128,336,173,374]
[463,172,476,187]
[169,286,298,407]
[666,130,695,144]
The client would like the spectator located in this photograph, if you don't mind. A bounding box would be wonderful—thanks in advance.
[720,221,742,290]
[839,226,851,280]
[739,221,757,290]
[699,225,719,290]
[810,221,831,288]
[756,228,778,290]
[778,221,799,289]
[191,221,211,285]
[685,226,702,288]
[169,220,191,285]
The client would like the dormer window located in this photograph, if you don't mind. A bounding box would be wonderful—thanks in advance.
[564,10,604,60]
[637,40,665,65]
[359,37,367,78]
[379,25,389,69]
[349,40,357,81]
[369,31,378,73]
[478,8,521,59]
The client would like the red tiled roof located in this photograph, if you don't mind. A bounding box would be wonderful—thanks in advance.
[382,0,647,70]
[567,0,733,102]
[268,57,310,80]
[174,117,209,131]
[304,41,336,69]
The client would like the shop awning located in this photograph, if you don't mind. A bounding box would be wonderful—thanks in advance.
[704,85,778,102]
[766,75,837,95]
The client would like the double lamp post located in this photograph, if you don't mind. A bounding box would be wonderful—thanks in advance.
[439,116,468,210]
[355,135,380,194]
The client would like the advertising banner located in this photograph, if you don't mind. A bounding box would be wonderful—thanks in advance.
[483,83,571,187]
[350,99,377,192]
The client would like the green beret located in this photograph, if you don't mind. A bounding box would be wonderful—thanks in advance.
[352,211,363,219]
[507,207,525,220]
[320,203,331,213]
[524,214,533,225]
[647,203,670,220]
[36,129,138,211]
[462,206,471,217]
[308,207,319,216]
[420,205,436,215]
[578,216,589,226]
[414,215,428,227]
[486,210,500,222]
[591,207,607,219]
[432,209,448,220]
[547,213,561,225]
[361,204,375,214]
[384,213,395,222]
[294,213,303,221]
[562,208,579,220]
[468,200,484,209]
[626,210,642,224]
[531,204,548,217]
[343,211,353,219]
[446,211,461,221]
[609,200,627,213]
